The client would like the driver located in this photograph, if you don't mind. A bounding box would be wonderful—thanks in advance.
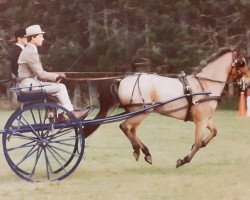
[17,24,87,120]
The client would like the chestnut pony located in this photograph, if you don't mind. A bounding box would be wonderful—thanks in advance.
[84,48,248,168]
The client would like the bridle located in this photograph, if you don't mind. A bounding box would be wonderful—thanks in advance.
[194,55,247,93]
[229,57,247,82]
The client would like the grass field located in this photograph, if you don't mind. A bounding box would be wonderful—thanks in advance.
[0,109,250,200]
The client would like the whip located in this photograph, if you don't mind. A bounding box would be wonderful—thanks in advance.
[57,47,90,83]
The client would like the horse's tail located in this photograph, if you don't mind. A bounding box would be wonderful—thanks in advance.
[83,79,120,138]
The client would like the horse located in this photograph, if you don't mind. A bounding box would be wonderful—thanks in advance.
[83,48,248,168]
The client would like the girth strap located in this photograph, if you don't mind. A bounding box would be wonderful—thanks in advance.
[178,71,193,121]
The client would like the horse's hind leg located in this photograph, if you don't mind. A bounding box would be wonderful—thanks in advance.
[135,136,152,164]
[120,123,141,161]
[119,113,151,162]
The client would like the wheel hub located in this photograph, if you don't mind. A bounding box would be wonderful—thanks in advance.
[38,138,49,147]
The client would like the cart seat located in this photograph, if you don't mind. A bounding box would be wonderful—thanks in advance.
[16,89,47,103]
[10,84,50,103]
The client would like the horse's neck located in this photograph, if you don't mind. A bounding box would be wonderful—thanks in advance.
[199,79,226,96]
[197,52,232,81]
[196,52,233,95]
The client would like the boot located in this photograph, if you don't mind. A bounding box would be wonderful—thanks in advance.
[72,109,89,119]
[55,113,67,123]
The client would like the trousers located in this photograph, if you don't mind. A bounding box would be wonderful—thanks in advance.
[18,77,74,112]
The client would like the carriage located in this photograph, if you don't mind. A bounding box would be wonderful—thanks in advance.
[0,48,248,182]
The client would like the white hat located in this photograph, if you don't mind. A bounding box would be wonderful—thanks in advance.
[25,25,45,36]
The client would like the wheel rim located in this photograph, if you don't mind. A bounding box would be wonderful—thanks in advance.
[3,103,84,182]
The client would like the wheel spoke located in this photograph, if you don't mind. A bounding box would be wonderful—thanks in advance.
[51,136,81,145]
[8,132,39,142]
[29,108,37,124]
[46,146,68,174]
[14,145,39,167]
[48,128,74,140]
[12,117,26,127]
[48,144,80,157]
[37,107,42,124]
[38,107,47,136]
[44,148,52,180]
[29,147,43,180]
[30,107,46,138]
[43,109,48,124]
[7,140,37,152]
[20,115,42,140]
[50,141,76,147]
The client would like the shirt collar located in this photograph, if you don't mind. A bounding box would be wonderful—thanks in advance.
[16,43,25,49]
[27,43,38,53]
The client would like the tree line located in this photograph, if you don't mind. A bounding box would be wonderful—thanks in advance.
[0,0,250,77]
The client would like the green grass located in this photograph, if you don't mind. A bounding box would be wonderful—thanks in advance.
[0,109,250,200]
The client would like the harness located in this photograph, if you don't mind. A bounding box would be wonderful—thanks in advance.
[178,72,193,121]
[124,73,221,122]
[124,52,247,121]
[129,74,145,106]
[178,72,221,121]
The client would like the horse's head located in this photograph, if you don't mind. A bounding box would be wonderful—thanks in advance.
[229,49,248,81]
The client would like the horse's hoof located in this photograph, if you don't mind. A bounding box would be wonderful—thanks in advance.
[176,159,183,168]
[133,152,140,161]
[144,156,152,164]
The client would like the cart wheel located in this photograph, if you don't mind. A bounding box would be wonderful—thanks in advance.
[2,103,84,182]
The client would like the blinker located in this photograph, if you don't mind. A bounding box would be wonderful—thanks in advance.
[235,60,246,68]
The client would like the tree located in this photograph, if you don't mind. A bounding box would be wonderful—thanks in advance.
[1,0,250,76]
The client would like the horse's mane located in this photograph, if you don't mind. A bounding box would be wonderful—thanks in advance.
[195,47,235,72]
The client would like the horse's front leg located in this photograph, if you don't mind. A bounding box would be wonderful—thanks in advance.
[190,119,217,150]
[176,120,206,168]
[202,119,217,147]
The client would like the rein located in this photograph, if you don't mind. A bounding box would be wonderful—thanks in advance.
[63,72,241,85]
[0,77,18,84]
[64,76,122,81]
[123,96,221,108]
[194,75,229,83]
[154,96,221,116]
[194,75,241,84]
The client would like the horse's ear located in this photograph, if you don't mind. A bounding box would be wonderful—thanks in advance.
[238,49,242,58]
[233,49,239,58]
[234,48,244,58]
[241,48,246,56]
[239,48,246,55]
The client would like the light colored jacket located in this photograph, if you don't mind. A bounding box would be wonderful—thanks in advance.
[16,43,74,111]
[18,43,58,83]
